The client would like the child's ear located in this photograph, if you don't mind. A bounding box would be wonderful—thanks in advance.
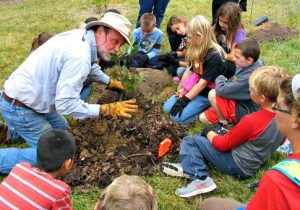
[291,121,299,129]
[247,57,254,65]
[62,158,73,171]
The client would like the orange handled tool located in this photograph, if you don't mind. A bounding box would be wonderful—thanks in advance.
[158,138,172,158]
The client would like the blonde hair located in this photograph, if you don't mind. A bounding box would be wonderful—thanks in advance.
[140,13,156,30]
[185,15,225,66]
[97,175,157,210]
[249,66,288,102]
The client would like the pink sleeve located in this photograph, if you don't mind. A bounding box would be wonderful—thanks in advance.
[232,28,246,44]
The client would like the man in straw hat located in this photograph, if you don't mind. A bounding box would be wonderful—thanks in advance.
[0,12,138,174]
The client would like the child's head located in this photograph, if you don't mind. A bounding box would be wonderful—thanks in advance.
[185,15,225,64]
[234,38,260,69]
[249,66,288,104]
[216,2,242,32]
[140,13,156,35]
[84,16,98,24]
[274,75,300,139]
[215,2,242,50]
[37,129,76,176]
[31,31,54,51]
[95,175,157,210]
[167,15,187,36]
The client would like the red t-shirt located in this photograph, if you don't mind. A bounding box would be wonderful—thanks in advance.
[246,153,300,210]
[0,162,72,210]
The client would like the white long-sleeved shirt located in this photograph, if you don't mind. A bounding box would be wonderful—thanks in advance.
[4,29,110,119]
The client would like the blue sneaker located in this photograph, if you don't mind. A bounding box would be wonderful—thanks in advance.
[175,177,217,197]
[160,162,190,178]
[277,139,292,154]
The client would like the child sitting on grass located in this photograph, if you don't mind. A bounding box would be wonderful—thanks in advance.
[126,13,164,69]
[94,174,157,210]
[162,15,226,125]
[0,129,76,209]
[199,38,263,126]
[161,66,287,198]
[214,2,247,78]
[200,74,300,210]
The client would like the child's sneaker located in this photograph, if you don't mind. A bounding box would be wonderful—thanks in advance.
[276,138,292,154]
[175,177,217,198]
[172,76,180,83]
[160,162,190,178]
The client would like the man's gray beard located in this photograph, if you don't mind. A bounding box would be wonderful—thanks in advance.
[99,52,112,61]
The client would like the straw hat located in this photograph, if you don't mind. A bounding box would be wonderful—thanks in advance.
[85,12,132,46]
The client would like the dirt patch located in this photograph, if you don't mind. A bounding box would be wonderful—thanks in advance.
[249,22,298,42]
[64,69,187,189]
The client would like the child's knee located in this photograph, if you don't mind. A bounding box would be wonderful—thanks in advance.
[199,112,210,124]
[208,89,216,103]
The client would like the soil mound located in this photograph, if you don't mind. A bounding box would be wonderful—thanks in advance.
[249,22,298,42]
[64,69,187,188]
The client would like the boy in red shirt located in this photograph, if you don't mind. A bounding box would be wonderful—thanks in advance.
[199,74,300,210]
[0,129,75,209]
[161,66,287,198]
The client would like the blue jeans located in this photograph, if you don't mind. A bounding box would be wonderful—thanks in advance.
[180,135,246,180]
[80,84,92,101]
[162,94,209,124]
[136,0,170,28]
[0,94,69,174]
[177,67,186,78]
[130,51,164,69]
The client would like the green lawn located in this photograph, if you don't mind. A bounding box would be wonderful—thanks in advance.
[0,0,299,209]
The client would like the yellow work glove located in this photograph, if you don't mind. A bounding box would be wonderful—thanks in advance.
[108,79,125,93]
[100,99,139,118]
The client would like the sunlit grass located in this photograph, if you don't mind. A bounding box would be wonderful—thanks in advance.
[0,0,298,209]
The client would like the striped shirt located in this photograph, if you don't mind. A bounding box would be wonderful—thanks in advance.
[0,163,72,210]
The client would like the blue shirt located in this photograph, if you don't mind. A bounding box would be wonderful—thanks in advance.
[132,27,163,59]
[4,29,110,119]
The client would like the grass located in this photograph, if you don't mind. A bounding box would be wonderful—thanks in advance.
[0,0,299,209]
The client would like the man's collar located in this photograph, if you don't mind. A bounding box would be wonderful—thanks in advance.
[86,30,98,63]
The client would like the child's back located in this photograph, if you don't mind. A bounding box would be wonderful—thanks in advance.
[0,162,71,210]
[0,129,75,210]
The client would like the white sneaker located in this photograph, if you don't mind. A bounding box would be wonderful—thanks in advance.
[160,162,190,178]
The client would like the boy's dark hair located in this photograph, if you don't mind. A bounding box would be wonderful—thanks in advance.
[84,16,98,24]
[37,129,76,173]
[235,37,260,62]
[31,31,54,52]
[105,8,121,14]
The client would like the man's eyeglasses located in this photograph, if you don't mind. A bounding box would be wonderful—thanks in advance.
[272,103,291,114]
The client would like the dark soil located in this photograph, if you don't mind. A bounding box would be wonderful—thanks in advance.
[64,69,187,189]
[249,22,298,42]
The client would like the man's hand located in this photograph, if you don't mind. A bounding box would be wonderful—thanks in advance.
[136,54,149,66]
[170,95,190,117]
[108,79,125,93]
[100,99,139,118]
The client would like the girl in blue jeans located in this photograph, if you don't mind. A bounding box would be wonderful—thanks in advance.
[163,15,226,124]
